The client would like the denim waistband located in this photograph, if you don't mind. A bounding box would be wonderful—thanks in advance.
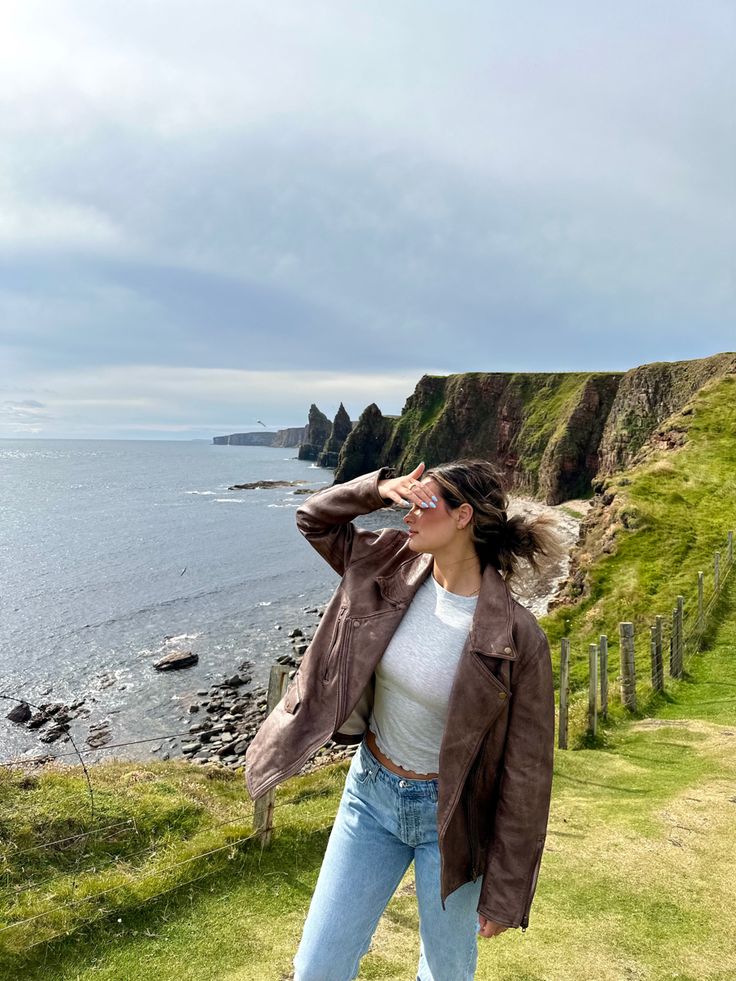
[359,736,439,800]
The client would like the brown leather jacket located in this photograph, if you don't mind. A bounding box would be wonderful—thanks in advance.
[244,467,555,931]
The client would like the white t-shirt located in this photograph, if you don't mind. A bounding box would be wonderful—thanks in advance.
[368,572,478,774]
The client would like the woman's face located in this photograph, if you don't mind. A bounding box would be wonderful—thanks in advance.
[403,477,464,554]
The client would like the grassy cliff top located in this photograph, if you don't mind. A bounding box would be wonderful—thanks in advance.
[539,372,736,714]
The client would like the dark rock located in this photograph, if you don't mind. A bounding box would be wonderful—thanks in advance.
[228,480,309,490]
[223,674,245,687]
[153,650,198,671]
[6,702,32,724]
[40,725,69,744]
[86,729,112,749]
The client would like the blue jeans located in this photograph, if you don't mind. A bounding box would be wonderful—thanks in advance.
[293,736,483,980]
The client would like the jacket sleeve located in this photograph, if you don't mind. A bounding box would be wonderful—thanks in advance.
[295,467,398,576]
[477,630,555,930]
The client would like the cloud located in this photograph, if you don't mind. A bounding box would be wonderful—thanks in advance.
[0,398,50,434]
[0,364,420,438]
[0,1,734,437]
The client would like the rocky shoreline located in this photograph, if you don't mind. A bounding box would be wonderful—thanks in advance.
[4,602,358,778]
[175,606,356,775]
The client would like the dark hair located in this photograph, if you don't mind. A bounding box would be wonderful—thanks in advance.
[424,458,565,589]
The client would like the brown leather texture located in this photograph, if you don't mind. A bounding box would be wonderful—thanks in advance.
[244,467,555,931]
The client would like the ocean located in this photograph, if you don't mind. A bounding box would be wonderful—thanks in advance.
[0,438,408,762]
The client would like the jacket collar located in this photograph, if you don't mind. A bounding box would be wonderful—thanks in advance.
[376,550,517,660]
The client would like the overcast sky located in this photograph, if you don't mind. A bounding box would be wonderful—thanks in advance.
[1,1,734,439]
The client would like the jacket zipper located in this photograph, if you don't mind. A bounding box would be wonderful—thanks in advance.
[334,618,355,724]
[519,836,545,933]
[322,607,347,683]
[467,755,483,880]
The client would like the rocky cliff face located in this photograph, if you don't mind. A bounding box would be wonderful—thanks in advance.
[335,403,399,481]
[298,404,332,461]
[317,403,354,468]
[213,426,305,448]
[597,353,736,474]
[271,427,307,448]
[332,353,736,503]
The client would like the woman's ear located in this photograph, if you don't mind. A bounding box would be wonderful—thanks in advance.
[457,503,474,530]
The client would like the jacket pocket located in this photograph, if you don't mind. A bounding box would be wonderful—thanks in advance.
[283,671,301,714]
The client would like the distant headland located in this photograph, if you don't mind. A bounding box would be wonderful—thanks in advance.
[213,352,736,505]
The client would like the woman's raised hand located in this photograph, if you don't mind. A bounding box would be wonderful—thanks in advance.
[377,462,437,510]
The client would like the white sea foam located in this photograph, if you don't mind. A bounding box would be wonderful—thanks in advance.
[214,498,244,503]
[164,632,201,644]
[185,490,216,495]
[257,600,272,607]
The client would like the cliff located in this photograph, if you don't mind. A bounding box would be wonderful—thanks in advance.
[597,352,736,474]
[271,427,307,448]
[333,353,736,504]
[213,426,305,448]
[298,405,332,461]
[317,403,354,468]
[335,404,399,481]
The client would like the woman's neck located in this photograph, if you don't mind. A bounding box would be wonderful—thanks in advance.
[432,551,482,597]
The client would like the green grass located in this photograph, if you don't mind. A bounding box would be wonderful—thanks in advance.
[3,583,735,980]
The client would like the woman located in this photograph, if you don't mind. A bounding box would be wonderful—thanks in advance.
[245,459,563,980]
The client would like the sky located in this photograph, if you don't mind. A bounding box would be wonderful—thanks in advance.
[1,1,734,439]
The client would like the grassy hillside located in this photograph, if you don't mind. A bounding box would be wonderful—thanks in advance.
[539,373,736,737]
[2,572,735,980]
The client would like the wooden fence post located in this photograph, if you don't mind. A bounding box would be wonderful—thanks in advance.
[253,664,291,848]
[558,638,570,750]
[599,635,608,720]
[697,572,704,636]
[588,643,598,737]
[651,618,663,692]
[619,622,636,711]
[715,551,721,592]
[676,595,684,670]
[728,530,734,566]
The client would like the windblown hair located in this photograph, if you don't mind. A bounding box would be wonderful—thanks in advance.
[424,458,566,590]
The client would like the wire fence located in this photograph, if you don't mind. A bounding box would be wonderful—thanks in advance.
[558,528,735,745]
